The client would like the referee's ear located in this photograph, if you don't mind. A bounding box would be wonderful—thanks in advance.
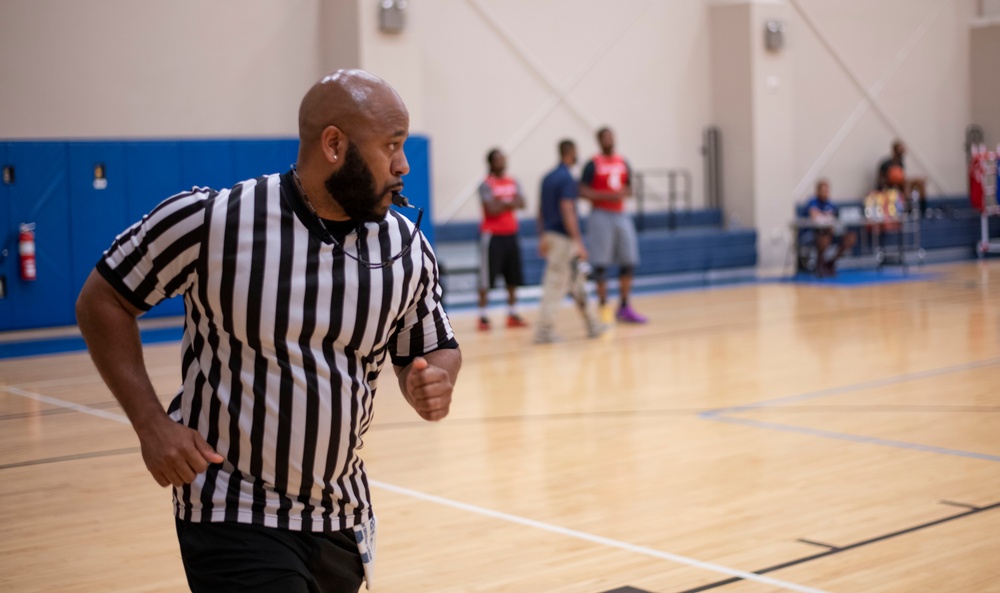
[320,125,347,167]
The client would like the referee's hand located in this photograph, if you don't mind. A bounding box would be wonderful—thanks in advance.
[404,357,453,422]
[138,417,225,488]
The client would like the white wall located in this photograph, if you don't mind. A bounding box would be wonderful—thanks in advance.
[0,0,325,138]
[355,0,976,224]
[710,3,755,228]
[972,21,1000,149]
[788,0,975,203]
[368,0,714,223]
[0,0,979,234]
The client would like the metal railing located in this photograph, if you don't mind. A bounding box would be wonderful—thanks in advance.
[633,168,693,231]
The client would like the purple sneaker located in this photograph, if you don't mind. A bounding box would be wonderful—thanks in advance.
[616,305,648,324]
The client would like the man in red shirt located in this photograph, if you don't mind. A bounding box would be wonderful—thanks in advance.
[579,128,646,324]
[478,148,528,330]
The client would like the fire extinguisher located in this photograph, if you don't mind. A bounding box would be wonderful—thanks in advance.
[18,223,36,282]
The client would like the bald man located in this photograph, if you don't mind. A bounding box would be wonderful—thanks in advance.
[76,70,461,593]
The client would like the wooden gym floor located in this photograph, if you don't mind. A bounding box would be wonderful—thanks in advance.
[1,261,999,593]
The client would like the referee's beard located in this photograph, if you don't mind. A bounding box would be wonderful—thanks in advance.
[324,142,393,224]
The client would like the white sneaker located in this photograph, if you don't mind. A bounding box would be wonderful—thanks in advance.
[587,322,609,338]
[534,329,562,344]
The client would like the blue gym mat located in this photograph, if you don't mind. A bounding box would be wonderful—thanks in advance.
[784,268,935,286]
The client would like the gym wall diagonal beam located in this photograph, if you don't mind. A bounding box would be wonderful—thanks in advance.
[440,0,656,223]
[789,0,952,200]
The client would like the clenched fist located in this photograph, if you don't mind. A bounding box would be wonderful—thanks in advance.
[403,356,454,421]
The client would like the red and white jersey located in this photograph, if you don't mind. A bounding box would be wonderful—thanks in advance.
[479,174,521,235]
[583,154,631,213]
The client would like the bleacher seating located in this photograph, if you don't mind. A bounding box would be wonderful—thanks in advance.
[434,208,757,304]
[792,196,994,268]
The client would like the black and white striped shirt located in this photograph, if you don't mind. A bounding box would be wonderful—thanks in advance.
[97,170,456,532]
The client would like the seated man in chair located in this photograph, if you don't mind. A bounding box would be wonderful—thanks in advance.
[877,139,927,217]
[805,179,857,277]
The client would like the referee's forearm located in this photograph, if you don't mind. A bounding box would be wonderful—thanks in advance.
[77,273,167,432]
[422,347,462,383]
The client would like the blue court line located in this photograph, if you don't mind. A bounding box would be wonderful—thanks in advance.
[703,414,1000,463]
[0,326,183,360]
[700,357,1000,463]
[703,357,1000,416]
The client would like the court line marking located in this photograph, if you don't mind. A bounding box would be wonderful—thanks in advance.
[370,480,831,593]
[6,364,179,390]
[2,386,131,425]
[0,447,140,470]
[3,383,829,593]
[704,415,1000,463]
[673,500,1000,593]
[701,357,1000,463]
[703,356,1000,415]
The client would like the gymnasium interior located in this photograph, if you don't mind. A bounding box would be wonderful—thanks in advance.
[2,1,1000,591]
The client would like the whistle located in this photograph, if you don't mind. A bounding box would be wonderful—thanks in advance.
[392,193,412,208]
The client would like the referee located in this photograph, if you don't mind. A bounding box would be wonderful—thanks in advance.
[76,70,461,593]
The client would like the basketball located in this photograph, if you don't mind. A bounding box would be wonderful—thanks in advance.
[887,164,905,186]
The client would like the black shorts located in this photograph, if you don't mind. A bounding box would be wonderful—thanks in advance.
[175,519,364,593]
[479,233,523,290]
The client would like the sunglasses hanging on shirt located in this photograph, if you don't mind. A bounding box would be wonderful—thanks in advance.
[291,165,424,270]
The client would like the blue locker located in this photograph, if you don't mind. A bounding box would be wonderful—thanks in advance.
[6,142,74,329]
[231,139,298,182]
[125,141,182,221]
[0,144,11,329]
[68,142,129,300]
[401,135,434,247]
[180,140,234,192]
[126,141,185,319]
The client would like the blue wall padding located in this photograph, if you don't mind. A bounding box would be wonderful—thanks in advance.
[0,136,436,331]
[125,142,183,221]
[400,136,435,247]
[179,140,234,192]
[124,141,186,318]
[4,142,75,329]
[231,139,299,183]
[68,142,130,300]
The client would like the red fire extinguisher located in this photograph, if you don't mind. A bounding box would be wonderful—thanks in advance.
[18,223,36,281]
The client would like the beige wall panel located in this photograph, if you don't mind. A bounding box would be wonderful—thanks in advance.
[319,0,362,75]
[871,1,973,193]
[971,22,1000,149]
[709,3,755,228]
[0,0,979,235]
[788,0,974,201]
[358,0,425,130]
[568,0,712,206]
[794,0,943,88]
[415,0,556,222]
[750,2,796,270]
[789,6,868,197]
[0,0,323,138]
[388,0,713,222]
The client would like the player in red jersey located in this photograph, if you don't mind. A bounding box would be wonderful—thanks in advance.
[477,148,528,330]
[579,128,647,324]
